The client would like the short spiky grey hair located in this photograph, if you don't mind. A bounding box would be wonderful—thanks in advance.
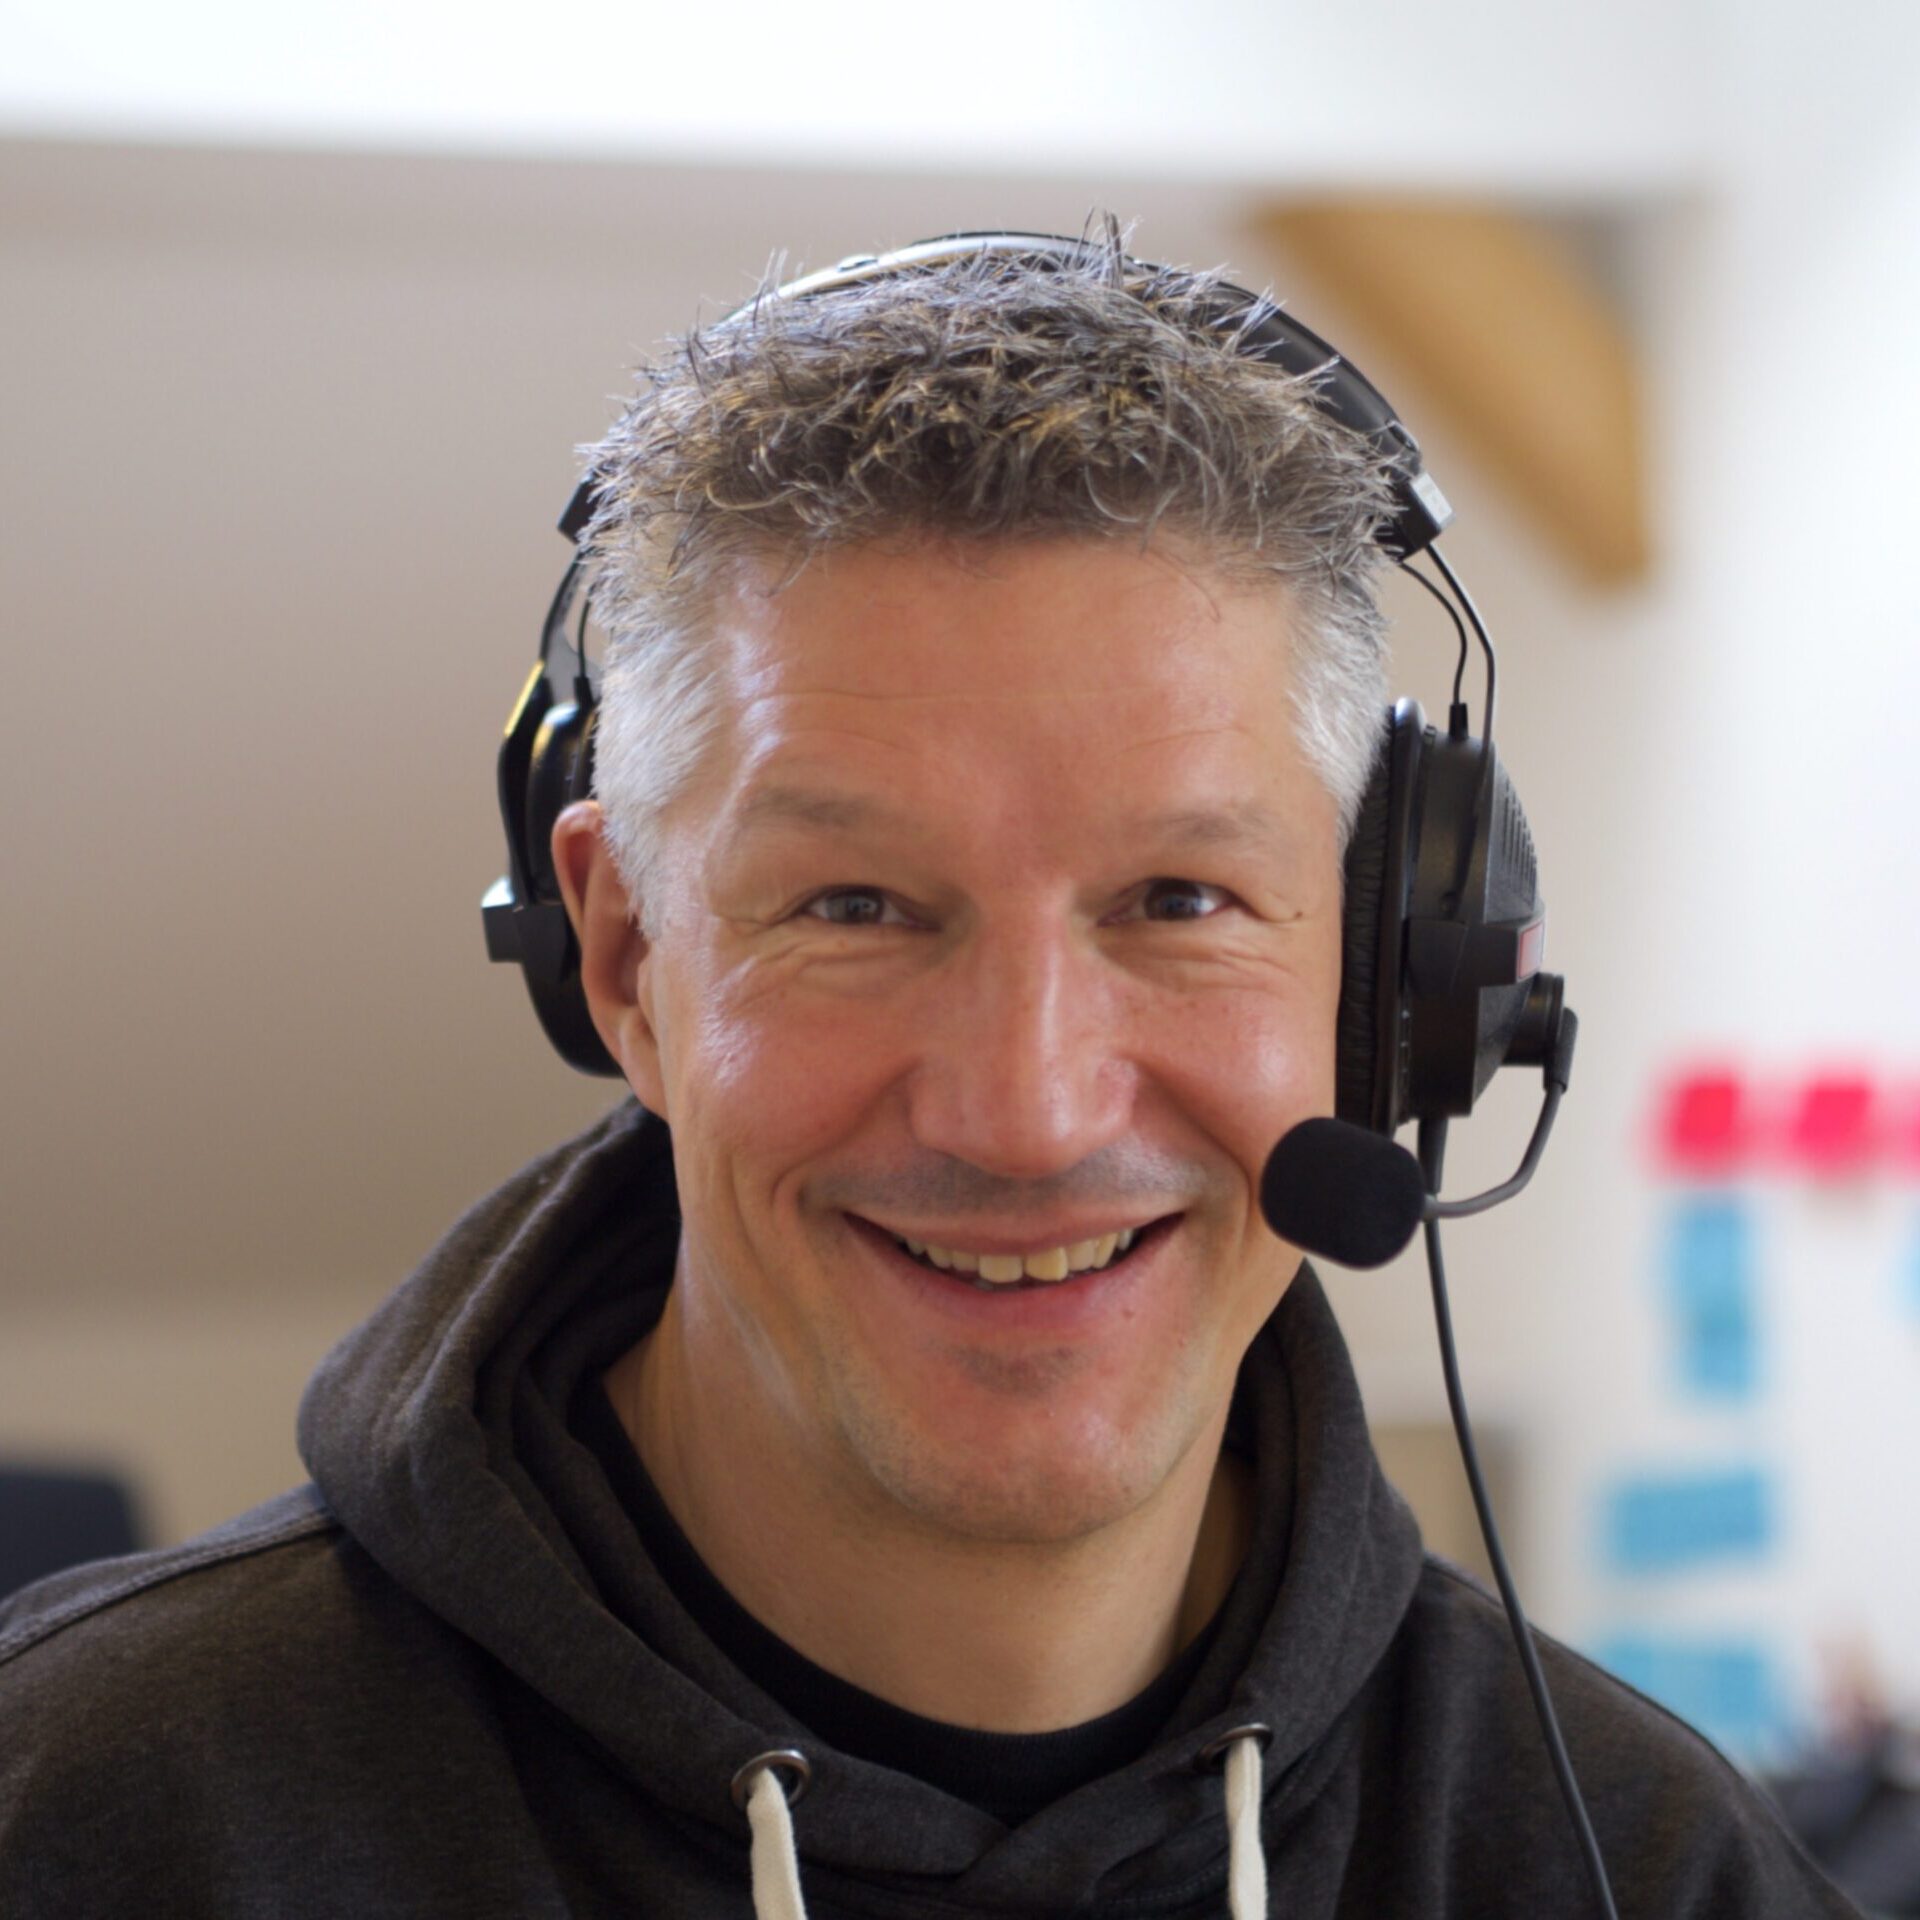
[581,231,1395,913]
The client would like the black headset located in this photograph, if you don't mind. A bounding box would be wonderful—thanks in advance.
[483,231,1565,1139]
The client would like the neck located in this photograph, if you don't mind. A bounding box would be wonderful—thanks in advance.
[605,1292,1255,1733]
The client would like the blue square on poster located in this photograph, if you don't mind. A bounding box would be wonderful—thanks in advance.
[1591,1633,1783,1756]
[1601,1467,1774,1574]
[1665,1197,1757,1400]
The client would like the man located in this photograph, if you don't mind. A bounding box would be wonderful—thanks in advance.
[0,232,1859,1916]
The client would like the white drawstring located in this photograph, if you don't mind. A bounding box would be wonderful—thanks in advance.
[733,1734,1271,1920]
[735,1752,810,1920]
[1221,1730,1270,1919]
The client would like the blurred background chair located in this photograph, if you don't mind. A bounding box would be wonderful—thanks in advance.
[0,1465,144,1603]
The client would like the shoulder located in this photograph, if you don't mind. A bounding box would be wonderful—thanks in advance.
[1375,1555,1862,1914]
[0,1480,492,1737]
[0,1483,395,1773]
[0,1482,412,1731]
[1397,1553,1747,1784]
[0,1485,493,1913]
[0,1482,338,1669]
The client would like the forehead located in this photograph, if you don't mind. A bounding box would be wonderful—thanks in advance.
[712,537,1292,720]
[686,537,1332,858]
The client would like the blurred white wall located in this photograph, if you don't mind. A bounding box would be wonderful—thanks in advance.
[3,0,1918,1767]
[3,0,1712,187]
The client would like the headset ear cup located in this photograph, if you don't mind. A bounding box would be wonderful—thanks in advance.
[526,700,592,902]
[1337,721,1396,1130]
[1337,699,1427,1134]
[515,693,620,1077]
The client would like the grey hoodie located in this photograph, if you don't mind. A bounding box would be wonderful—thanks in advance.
[0,1102,1861,1915]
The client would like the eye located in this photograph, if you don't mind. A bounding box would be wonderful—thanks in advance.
[1116,879,1234,923]
[799,886,913,928]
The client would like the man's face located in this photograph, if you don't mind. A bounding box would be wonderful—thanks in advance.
[584,538,1341,1544]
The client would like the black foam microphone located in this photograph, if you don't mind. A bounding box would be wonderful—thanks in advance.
[1262,1011,1576,1268]
[1261,1119,1430,1268]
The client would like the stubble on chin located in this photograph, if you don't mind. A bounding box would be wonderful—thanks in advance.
[821,1341,1208,1550]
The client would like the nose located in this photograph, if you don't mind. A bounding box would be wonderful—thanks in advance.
[905,913,1136,1183]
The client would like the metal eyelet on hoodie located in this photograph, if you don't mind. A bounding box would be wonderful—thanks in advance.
[732,1749,812,1920]
[730,1748,812,1810]
[1196,1725,1273,1920]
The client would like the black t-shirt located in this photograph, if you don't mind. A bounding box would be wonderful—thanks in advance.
[571,1376,1229,1826]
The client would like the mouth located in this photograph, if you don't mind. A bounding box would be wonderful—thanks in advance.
[850,1214,1182,1292]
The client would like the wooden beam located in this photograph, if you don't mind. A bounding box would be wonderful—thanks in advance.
[1256,200,1649,585]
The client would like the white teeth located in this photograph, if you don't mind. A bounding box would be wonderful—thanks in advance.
[894,1224,1151,1284]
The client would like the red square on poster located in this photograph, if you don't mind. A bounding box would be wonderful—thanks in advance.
[1655,1069,1751,1177]
[1783,1072,1880,1177]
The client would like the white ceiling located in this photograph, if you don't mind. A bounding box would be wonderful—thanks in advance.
[3,0,1718,194]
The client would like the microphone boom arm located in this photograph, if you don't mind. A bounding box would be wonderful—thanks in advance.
[1427,1008,1578,1220]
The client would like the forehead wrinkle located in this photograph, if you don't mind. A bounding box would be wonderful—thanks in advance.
[1113,719,1257,752]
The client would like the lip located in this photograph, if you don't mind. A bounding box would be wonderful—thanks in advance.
[841,1209,1183,1338]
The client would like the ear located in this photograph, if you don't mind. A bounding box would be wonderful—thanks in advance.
[552,800,668,1117]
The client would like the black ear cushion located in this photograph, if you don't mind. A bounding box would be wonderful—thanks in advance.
[525,703,594,902]
[1337,729,1396,1129]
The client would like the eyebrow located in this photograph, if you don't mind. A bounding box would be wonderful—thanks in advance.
[735,785,911,837]
[733,784,1296,858]
[1135,799,1295,855]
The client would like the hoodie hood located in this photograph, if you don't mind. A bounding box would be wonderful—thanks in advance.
[298,1099,1426,1911]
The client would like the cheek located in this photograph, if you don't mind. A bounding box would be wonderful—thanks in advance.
[660,955,912,1175]
[1171,987,1335,1104]
[1132,954,1341,1165]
